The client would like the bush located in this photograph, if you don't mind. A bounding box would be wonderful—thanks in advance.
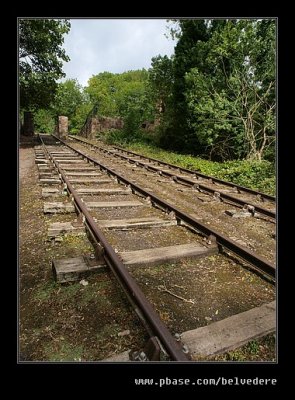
[104,129,129,145]
[216,160,275,194]
[34,109,55,133]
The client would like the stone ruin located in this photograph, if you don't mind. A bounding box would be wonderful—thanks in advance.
[80,116,124,139]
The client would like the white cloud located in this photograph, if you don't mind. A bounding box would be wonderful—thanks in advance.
[61,18,176,86]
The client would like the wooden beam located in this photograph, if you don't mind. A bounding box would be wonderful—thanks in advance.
[42,188,61,198]
[40,178,61,185]
[65,172,103,176]
[52,256,106,283]
[61,167,98,171]
[120,242,218,267]
[48,221,85,237]
[76,188,130,195]
[55,159,84,163]
[86,201,144,209]
[181,301,276,358]
[97,217,176,230]
[43,202,75,214]
[49,152,74,155]
[35,159,49,164]
[68,178,112,184]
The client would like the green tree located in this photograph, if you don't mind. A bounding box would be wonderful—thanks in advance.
[85,69,154,137]
[185,20,275,160]
[34,109,55,133]
[86,72,119,116]
[19,19,70,110]
[86,70,151,117]
[54,79,86,118]
[70,103,93,134]
[159,20,210,151]
[148,55,174,115]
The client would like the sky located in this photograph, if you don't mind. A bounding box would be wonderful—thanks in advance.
[62,19,176,87]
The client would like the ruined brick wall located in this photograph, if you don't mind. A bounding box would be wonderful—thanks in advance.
[80,116,124,138]
[97,116,124,131]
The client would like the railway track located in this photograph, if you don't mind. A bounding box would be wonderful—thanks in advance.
[35,133,275,361]
[67,135,275,262]
[69,135,275,220]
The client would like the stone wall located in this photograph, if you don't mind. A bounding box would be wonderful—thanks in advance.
[80,116,124,139]
[97,116,124,131]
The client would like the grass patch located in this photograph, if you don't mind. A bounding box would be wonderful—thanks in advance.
[58,282,81,299]
[96,323,121,340]
[44,341,84,362]
[79,280,112,306]
[211,334,276,362]
[60,234,93,252]
[34,281,58,301]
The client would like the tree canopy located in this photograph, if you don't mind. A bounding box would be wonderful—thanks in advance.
[149,19,276,161]
[86,70,154,137]
[30,18,275,163]
[19,19,70,110]
[34,79,91,134]
[53,79,87,119]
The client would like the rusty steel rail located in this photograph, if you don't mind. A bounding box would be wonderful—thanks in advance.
[39,134,189,361]
[112,146,276,202]
[56,135,275,281]
[68,135,275,220]
[69,135,275,202]
[112,151,275,219]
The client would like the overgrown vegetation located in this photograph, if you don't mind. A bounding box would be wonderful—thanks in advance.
[85,70,154,137]
[95,19,275,193]
[103,139,275,195]
[155,19,275,162]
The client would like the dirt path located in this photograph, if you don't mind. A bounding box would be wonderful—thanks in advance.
[19,140,146,361]
[19,147,35,182]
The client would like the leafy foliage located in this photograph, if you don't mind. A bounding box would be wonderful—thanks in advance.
[184,20,275,161]
[34,109,55,133]
[148,55,174,115]
[53,79,86,118]
[160,20,210,152]
[19,19,70,110]
[36,18,275,170]
[70,103,93,134]
[104,140,275,195]
[86,70,154,136]
[52,79,91,132]
[149,19,275,161]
